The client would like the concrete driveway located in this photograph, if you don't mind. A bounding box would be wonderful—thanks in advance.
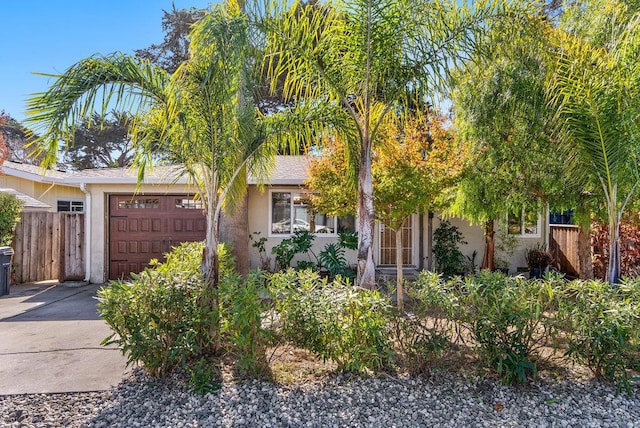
[0,283,129,395]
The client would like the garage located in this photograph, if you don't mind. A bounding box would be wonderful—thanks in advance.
[109,194,206,279]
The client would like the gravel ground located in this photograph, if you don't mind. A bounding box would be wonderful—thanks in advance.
[1,370,638,427]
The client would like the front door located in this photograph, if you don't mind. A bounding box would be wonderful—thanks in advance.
[378,216,413,266]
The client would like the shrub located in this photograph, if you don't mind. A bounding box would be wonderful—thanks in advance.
[453,271,554,384]
[269,270,393,372]
[272,230,315,270]
[555,279,640,393]
[0,192,22,246]
[392,272,454,373]
[97,241,212,377]
[433,219,466,277]
[218,270,271,377]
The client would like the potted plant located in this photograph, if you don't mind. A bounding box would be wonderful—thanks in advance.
[525,245,554,279]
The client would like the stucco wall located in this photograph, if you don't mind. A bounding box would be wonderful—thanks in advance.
[0,174,84,211]
[432,215,547,274]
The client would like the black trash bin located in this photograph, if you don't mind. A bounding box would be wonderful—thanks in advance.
[0,246,14,296]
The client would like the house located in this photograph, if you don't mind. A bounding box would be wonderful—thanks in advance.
[1,156,551,283]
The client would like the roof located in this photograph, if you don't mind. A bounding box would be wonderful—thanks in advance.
[0,161,71,184]
[1,155,311,186]
[249,155,310,185]
[0,188,51,210]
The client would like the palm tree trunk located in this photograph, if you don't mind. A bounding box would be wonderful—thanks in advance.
[203,197,221,352]
[481,219,495,271]
[219,193,250,275]
[395,227,404,312]
[607,218,621,284]
[357,137,377,289]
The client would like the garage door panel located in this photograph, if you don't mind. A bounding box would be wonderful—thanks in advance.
[109,195,206,280]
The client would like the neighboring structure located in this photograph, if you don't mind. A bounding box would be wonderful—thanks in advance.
[1,157,549,283]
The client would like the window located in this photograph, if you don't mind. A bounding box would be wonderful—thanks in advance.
[118,198,159,209]
[507,206,541,237]
[270,190,353,236]
[175,198,203,209]
[549,209,575,225]
[57,200,84,212]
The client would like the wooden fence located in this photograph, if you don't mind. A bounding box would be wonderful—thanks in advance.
[12,212,85,284]
[549,225,580,278]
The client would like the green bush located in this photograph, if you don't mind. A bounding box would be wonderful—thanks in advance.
[433,219,466,277]
[269,269,393,372]
[97,241,213,377]
[0,193,22,246]
[555,279,640,393]
[392,272,454,373]
[98,241,272,383]
[218,270,271,377]
[453,271,554,384]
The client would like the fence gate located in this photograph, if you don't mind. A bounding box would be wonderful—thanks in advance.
[549,225,580,278]
[12,212,85,283]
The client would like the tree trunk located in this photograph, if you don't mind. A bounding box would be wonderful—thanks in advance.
[577,222,594,280]
[607,218,620,284]
[202,201,221,353]
[481,219,495,271]
[427,213,433,271]
[357,138,376,289]
[219,193,250,275]
[395,227,404,312]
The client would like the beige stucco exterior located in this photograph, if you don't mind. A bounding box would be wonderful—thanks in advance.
[3,156,550,284]
[0,173,84,211]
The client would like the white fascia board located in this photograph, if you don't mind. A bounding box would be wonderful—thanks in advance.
[248,178,305,186]
[64,176,191,185]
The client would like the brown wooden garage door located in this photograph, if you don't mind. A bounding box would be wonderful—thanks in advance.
[109,195,206,280]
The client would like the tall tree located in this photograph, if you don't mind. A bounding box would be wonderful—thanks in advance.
[25,1,302,349]
[547,2,640,284]
[450,16,566,272]
[62,111,134,170]
[135,5,208,74]
[307,112,467,310]
[263,0,530,288]
[0,111,38,164]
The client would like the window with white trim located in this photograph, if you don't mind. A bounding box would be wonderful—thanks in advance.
[269,190,354,236]
[57,200,84,212]
[507,206,541,237]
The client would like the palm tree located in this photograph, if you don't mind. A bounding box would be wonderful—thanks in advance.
[262,0,529,288]
[24,1,283,347]
[548,9,640,284]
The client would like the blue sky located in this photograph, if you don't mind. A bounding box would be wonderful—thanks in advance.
[1,1,212,122]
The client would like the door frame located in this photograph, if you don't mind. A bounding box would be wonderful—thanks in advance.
[374,214,419,268]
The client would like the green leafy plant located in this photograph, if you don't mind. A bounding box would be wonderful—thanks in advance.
[393,271,454,374]
[0,193,23,247]
[269,270,393,372]
[187,357,221,395]
[433,219,466,277]
[453,271,554,384]
[271,230,316,271]
[218,270,271,377]
[97,241,213,377]
[249,231,271,271]
[555,279,640,394]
